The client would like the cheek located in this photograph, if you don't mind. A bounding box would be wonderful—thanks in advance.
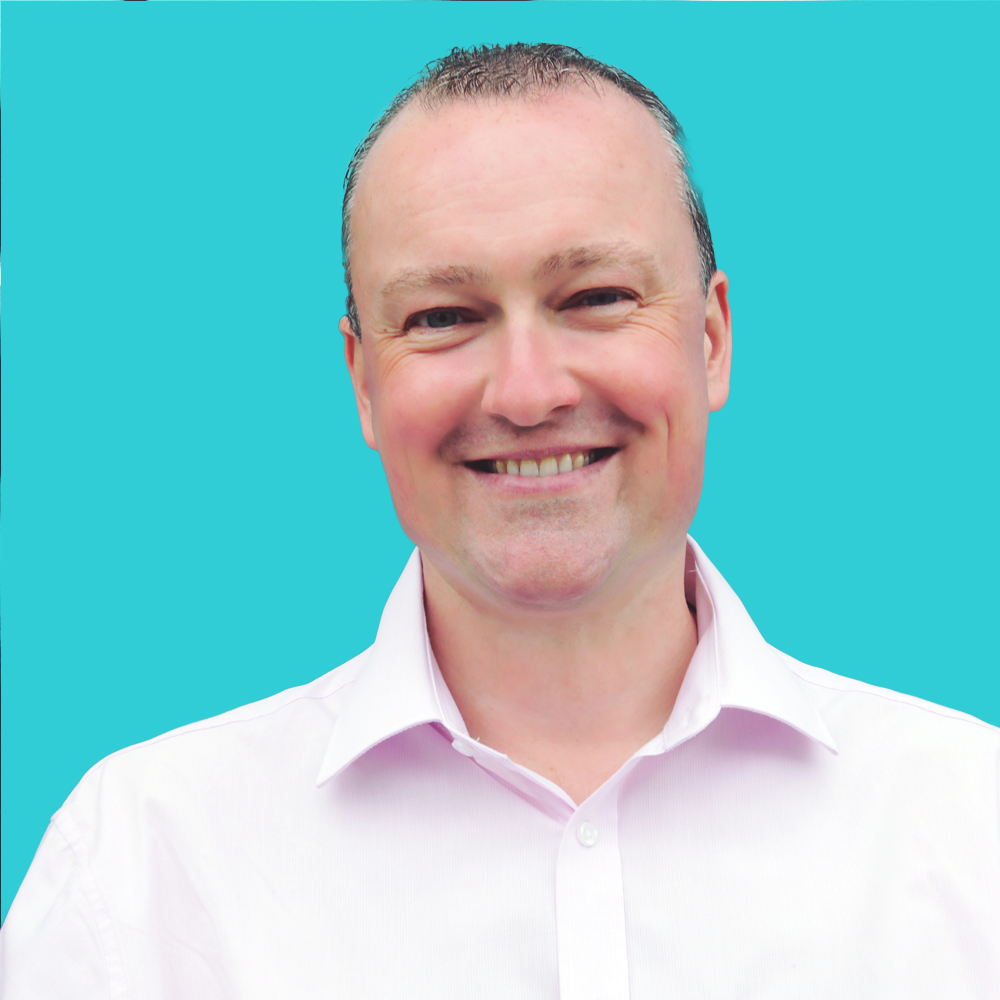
[598,339,709,532]
[586,329,708,440]
[368,350,481,496]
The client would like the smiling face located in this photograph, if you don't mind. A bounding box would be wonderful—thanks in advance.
[343,85,731,613]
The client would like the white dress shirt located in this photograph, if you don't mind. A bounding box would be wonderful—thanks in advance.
[2,538,998,999]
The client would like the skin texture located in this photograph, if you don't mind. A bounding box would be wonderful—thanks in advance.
[342,84,732,804]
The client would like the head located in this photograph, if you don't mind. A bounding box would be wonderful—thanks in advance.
[340,43,732,613]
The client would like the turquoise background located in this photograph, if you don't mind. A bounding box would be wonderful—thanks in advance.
[3,1,998,920]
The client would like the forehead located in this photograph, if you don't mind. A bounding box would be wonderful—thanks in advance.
[350,85,696,292]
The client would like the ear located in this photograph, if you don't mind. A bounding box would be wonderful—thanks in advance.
[340,316,378,450]
[703,270,733,412]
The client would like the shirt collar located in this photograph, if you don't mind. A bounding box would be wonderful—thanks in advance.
[317,538,836,785]
[317,549,445,785]
[657,537,837,754]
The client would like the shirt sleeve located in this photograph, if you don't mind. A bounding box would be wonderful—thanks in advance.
[0,820,112,999]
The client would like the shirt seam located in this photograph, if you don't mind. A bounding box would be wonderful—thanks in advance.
[89,671,365,769]
[779,655,998,733]
[50,814,126,1000]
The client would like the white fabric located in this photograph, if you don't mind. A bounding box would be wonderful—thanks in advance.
[2,538,998,998]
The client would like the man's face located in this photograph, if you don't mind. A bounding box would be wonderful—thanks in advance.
[343,85,731,610]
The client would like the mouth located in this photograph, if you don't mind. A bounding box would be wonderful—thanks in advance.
[464,447,618,478]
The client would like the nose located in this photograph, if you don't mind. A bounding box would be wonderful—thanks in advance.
[481,322,582,427]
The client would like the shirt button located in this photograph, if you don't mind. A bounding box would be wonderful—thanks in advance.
[452,739,476,756]
[576,822,599,847]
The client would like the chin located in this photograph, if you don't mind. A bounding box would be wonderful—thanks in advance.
[465,529,625,610]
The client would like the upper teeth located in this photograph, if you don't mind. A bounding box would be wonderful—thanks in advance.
[493,452,593,477]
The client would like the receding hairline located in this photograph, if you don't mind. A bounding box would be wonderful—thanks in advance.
[410,68,643,119]
[354,78,684,202]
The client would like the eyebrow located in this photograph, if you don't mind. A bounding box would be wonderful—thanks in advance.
[377,265,491,300]
[532,242,659,281]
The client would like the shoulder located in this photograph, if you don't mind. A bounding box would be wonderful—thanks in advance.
[774,647,1000,775]
[779,647,996,730]
[53,649,372,841]
[101,645,370,760]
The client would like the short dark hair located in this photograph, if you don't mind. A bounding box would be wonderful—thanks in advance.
[341,42,716,338]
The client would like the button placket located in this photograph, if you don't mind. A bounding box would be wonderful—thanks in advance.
[555,783,631,1000]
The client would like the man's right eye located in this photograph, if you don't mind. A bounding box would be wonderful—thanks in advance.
[414,309,464,329]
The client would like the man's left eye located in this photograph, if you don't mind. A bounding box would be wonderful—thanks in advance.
[574,290,632,307]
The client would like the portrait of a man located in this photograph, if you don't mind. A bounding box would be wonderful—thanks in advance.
[2,18,998,1000]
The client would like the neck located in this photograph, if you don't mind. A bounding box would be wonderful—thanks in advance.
[422,543,698,805]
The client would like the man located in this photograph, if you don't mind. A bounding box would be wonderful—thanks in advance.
[2,43,997,999]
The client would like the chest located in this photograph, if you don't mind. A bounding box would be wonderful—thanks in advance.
[105,725,998,999]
